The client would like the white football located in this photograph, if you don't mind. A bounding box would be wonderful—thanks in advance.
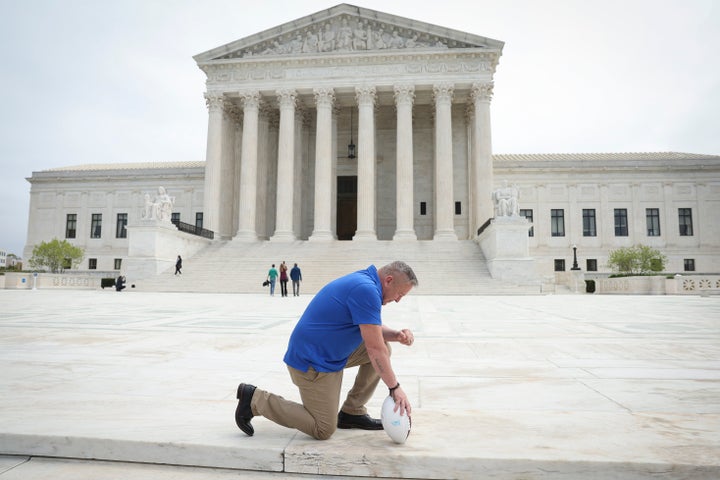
[381,395,411,444]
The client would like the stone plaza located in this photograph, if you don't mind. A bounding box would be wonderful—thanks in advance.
[0,289,718,479]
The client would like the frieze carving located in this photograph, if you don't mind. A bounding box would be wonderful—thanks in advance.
[203,54,496,85]
[215,15,481,60]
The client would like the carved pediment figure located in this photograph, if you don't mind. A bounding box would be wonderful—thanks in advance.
[194,4,504,62]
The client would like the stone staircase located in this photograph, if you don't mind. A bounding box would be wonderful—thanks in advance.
[135,239,540,295]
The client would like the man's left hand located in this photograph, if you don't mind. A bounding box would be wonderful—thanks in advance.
[396,329,414,346]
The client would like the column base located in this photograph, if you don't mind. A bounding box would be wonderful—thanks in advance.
[393,230,417,241]
[270,230,297,242]
[352,231,377,241]
[433,230,458,241]
[309,230,335,242]
[234,230,259,242]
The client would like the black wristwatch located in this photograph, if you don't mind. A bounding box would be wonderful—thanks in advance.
[389,382,400,396]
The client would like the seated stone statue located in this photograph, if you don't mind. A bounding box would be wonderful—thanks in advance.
[141,187,175,222]
[493,180,520,217]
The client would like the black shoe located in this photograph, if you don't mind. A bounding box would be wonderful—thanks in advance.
[337,411,383,430]
[235,383,256,436]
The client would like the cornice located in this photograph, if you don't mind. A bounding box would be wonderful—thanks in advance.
[200,50,499,92]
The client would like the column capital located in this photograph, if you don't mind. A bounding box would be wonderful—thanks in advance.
[393,84,415,106]
[276,89,297,108]
[313,87,335,107]
[355,85,377,106]
[239,90,262,110]
[204,92,225,111]
[471,82,494,103]
[433,83,454,104]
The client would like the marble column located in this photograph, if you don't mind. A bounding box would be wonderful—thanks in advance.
[433,83,457,241]
[203,92,225,235]
[271,89,297,242]
[393,84,417,240]
[470,82,494,235]
[354,86,377,241]
[310,88,335,241]
[219,103,237,239]
[236,91,261,241]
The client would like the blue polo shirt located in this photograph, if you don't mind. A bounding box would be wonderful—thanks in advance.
[284,265,382,373]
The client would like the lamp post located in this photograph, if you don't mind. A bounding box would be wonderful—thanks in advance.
[571,244,581,270]
[347,107,356,159]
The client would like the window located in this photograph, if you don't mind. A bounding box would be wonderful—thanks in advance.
[88,258,97,270]
[646,208,661,236]
[171,212,180,225]
[551,209,565,237]
[684,259,695,272]
[678,208,693,236]
[582,209,597,237]
[65,214,77,239]
[195,212,204,229]
[91,214,102,238]
[614,208,628,236]
[455,201,461,215]
[420,202,427,215]
[114,258,122,270]
[554,259,566,272]
[586,259,598,271]
[116,213,128,238]
[520,209,533,237]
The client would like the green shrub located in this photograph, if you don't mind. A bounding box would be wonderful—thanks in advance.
[607,245,667,275]
[585,279,596,293]
[101,278,116,289]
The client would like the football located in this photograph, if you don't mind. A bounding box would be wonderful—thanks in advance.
[380,395,411,444]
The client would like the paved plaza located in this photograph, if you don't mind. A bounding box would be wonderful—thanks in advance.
[0,289,719,479]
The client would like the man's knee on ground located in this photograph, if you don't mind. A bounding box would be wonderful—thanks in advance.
[312,422,337,440]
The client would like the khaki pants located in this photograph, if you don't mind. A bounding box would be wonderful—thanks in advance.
[250,342,390,440]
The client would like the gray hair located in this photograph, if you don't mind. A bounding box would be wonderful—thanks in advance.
[379,261,418,287]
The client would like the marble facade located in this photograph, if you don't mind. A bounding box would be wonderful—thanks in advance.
[21,4,720,278]
[193,3,501,242]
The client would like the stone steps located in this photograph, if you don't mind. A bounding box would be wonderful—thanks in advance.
[136,240,539,295]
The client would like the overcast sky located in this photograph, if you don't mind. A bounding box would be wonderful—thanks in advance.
[1,0,718,257]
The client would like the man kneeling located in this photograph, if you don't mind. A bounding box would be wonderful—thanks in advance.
[235,261,417,440]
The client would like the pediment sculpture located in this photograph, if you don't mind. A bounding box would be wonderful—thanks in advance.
[216,15,478,60]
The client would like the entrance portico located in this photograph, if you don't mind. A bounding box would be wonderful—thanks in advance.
[194,3,503,242]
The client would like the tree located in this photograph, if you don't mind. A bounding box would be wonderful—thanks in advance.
[607,245,667,275]
[29,239,84,273]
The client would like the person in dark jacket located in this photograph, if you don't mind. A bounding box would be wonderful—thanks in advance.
[290,263,303,296]
[175,255,182,275]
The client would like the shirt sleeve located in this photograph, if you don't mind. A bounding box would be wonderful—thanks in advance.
[346,283,382,326]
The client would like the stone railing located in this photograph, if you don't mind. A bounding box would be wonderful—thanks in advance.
[670,275,720,295]
[1,272,115,290]
[586,274,720,295]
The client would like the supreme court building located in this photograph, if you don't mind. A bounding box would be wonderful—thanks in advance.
[23,4,720,282]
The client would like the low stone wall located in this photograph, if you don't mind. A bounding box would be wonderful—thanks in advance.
[587,274,720,295]
[672,275,720,295]
[2,272,110,290]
